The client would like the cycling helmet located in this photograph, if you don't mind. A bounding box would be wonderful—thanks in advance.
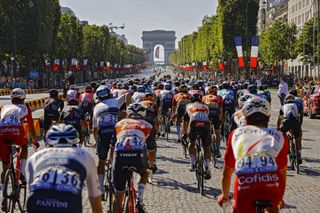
[46,124,79,147]
[190,94,202,103]
[96,85,111,99]
[11,88,26,100]
[49,89,59,98]
[158,84,164,90]
[289,89,298,97]
[127,103,146,119]
[68,71,73,76]
[238,94,254,109]
[69,84,77,90]
[259,85,265,91]
[242,96,271,117]
[179,85,189,93]
[66,89,78,101]
[284,94,295,104]
[248,84,258,94]
[243,82,249,89]
[174,81,180,87]
[164,83,172,90]
[137,86,146,93]
[218,84,223,90]
[142,93,155,102]
[91,82,97,89]
[85,86,93,93]
[193,84,200,90]
[222,81,230,89]
[208,85,218,94]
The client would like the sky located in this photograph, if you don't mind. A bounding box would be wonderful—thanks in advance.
[59,0,218,48]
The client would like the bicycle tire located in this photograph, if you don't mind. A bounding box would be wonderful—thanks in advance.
[211,139,217,167]
[294,140,300,174]
[3,169,16,213]
[199,151,204,196]
[124,195,130,213]
[289,136,295,171]
[182,138,188,158]
[18,183,27,212]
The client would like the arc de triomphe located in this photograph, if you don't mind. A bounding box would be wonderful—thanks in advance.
[142,30,176,65]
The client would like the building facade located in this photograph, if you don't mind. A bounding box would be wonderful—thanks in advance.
[287,0,318,79]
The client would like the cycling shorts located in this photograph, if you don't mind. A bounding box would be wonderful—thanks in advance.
[209,111,221,130]
[27,189,82,213]
[188,120,211,148]
[80,104,93,115]
[176,104,187,121]
[112,149,147,192]
[161,102,172,115]
[280,118,301,138]
[146,126,156,151]
[97,128,116,160]
[0,125,26,163]
[233,171,285,213]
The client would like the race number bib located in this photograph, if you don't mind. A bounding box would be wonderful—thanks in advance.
[0,115,21,126]
[98,113,118,126]
[115,135,144,151]
[31,167,82,195]
[235,154,278,175]
[193,112,208,121]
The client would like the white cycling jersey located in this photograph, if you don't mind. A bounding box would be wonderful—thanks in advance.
[26,147,100,198]
[93,95,126,129]
[132,92,145,103]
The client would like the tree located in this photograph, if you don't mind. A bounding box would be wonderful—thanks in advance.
[259,19,297,66]
[294,19,316,64]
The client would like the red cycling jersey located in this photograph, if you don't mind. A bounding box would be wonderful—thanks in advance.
[224,125,288,213]
[0,104,34,163]
[80,92,94,104]
[173,93,190,107]
[202,94,223,110]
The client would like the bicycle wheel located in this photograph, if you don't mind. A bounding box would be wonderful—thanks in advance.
[293,140,300,174]
[18,183,27,212]
[289,137,295,171]
[224,112,230,141]
[84,130,90,147]
[211,139,217,167]
[182,138,188,158]
[2,169,16,213]
[198,151,204,195]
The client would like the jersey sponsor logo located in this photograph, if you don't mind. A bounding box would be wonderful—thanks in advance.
[0,127,20,133]
[36,198,68,208]
[238,173,279,185]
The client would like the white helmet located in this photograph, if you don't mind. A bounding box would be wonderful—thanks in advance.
[127,103,146,119]
[11,88,26,100]
[238,94,254,109]
[67,89,78,101]
[242,96,271,117]
[46,124,79,147]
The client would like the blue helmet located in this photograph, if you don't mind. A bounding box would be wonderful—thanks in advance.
[96,85,111,99]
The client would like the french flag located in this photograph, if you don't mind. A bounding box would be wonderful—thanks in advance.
[203,62,208,72]
[250,36,259,68]
[235,36,245,68]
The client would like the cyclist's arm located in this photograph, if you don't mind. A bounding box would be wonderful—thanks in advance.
[85,151,102,213]
[92,113,98,142]
[277,109,284,130]
[26,107,38,144]
[222,131,236,199]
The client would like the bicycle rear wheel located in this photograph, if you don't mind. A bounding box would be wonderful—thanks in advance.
[2,169,16,213]
[195,142,204,195]
[293,141,300,174]
[84,130,91,147]
[18,183,27,212]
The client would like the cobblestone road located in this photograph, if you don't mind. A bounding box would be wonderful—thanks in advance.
[1,68,320,212]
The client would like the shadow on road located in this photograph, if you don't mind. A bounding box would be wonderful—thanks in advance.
[157,155,189,165]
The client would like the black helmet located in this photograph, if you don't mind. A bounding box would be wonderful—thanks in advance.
[49,89,59,98]
[289,89,298,97]
[243,82,249,89]
[248,84,258,94]
[222,81,230,89]
[190,94,202,103]
[193,84,199,90]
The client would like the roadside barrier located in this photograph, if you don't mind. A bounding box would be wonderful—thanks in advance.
[0,88,47,97]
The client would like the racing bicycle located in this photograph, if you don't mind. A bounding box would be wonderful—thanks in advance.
[122,167,137,213]
[287,130,300,174]
[2,140,27,213]
[195,135,205,196]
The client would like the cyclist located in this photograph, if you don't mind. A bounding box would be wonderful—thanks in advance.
[0,88,39,195]
[259,85,272,103]
[188,83,204,96]
[93,85,127,200]
[111,103,153,213]
[202,85,223,158]
[43,89,64,144]
[80,86,95,130]
[158,83,174,137]
[132,86,146,103]
[218,96,288,213]
[277,94,303,164]
[172,85,190,143]
[59,89,86,146]
[289,89,304,125]
[182,94,212,179]
[26,124,102,213]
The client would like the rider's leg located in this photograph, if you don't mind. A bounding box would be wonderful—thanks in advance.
[137,170,148,203]
[202,123,212,173]
[113,192,125,213]
[20,144,28,178]
[188,122,197,170]
[176,117,182,141]
[96,138,110,197]
[146,127,156,168]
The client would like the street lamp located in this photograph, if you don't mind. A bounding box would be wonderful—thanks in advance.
[11,0,33,77]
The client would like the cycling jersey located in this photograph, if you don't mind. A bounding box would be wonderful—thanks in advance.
[218,89,235,100]
[112,119,152,192]
[132,92,145,103]
[44,98,64,130]
[225,125,288,213]
[93,96,125,160]
[237,89,249,98]
[202,94,223,113]
[60,105,85,136]
[0,104,33,163]
[26,147,100,213]
[230,110,247,132]
[140,100,159,125]
[281,103,299,119]
[158,90,174,113]
[173,93,190,107]
[112,89,128,98]
[80,92,94,105]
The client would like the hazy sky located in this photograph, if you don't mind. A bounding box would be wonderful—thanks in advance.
[59,0,218,48]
